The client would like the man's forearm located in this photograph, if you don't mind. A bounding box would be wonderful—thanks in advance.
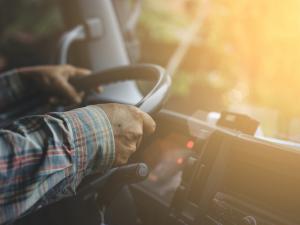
[0,106,115,224]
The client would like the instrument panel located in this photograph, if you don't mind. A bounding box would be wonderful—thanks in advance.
[133,110,300,225]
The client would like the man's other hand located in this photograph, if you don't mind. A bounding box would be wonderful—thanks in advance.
[100,104,156,166]
[18,64,92,104]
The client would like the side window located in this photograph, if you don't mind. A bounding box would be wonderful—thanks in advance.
[0,0,63,72]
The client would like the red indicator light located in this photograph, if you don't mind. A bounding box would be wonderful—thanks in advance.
[186,140,194,149]
[176,157,184,165]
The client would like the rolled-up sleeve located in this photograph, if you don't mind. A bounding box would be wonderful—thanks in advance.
[58,105,115,178]
[0,105,115,224]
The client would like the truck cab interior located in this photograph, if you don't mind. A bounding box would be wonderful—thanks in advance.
[1,1,300,225]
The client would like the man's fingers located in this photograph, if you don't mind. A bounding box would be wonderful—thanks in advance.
[70,67,91,77]
[56,79,82,104]
[74,67,91,76]
[139,111,156,135]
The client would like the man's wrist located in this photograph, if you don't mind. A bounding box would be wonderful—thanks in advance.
[3,69,34,100]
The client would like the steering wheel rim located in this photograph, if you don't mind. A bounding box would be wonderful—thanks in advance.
[70,64,171,114]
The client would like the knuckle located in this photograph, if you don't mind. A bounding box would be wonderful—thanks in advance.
[126,104,139,112]
[64,64,75,72]
[128,146,136,153]
[64,64,73,69]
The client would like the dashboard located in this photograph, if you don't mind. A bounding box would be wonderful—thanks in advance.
[131,109,300,225]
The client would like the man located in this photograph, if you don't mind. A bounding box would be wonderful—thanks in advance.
[0,64,156,224]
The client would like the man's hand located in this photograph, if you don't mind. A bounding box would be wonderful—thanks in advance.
[100,103,156,166]
[18,64,91,104]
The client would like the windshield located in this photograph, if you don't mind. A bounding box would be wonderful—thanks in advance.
[137,0,300,143]
[1,0,299,143]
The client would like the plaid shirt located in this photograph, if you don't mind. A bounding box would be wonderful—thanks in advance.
[0,70,35,112]
[0,70,115,224]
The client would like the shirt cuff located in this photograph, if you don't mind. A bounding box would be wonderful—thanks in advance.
[2,69,31,98]
[58,105,115,180]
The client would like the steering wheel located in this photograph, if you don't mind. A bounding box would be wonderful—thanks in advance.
[71,63,171,206]
[70,63,171,114]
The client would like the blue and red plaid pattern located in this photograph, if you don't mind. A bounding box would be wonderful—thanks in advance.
[0,71,115,224]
